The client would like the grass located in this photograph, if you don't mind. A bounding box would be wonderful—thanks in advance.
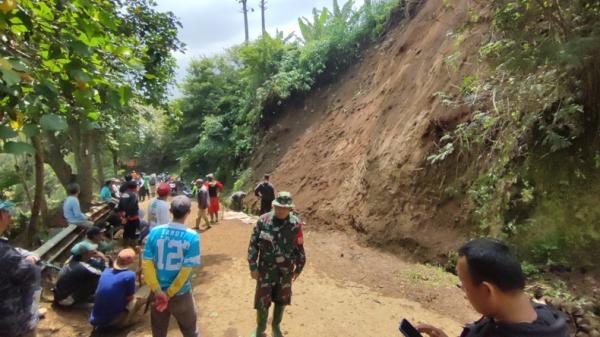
[395,263,459,288]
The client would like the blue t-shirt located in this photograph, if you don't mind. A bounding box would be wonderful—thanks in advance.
[143,223,201,295]
[63,195,87,223]
[89,268,135,327]
[100,186,112,202]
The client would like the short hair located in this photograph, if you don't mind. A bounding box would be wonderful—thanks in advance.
[125,174,133,182]
[170,195,191,219]
[67,183,80,195]
[86,226,102,239]
[264,174,270,180]
[104,180,112,187]
[458,238,525,292]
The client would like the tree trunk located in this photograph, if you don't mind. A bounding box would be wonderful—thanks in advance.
[43,132,73,189]
[93,132,105,187]
[260,0,266,35]
[111,148,119,176]
[28,134,45,244]
[14,156,33,209]
[242,0,249,43]
[70,120,94,210]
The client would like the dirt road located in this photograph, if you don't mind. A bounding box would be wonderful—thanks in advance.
[38,203,476,337]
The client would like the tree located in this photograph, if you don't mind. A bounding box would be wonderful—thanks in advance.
[1,0,182,239]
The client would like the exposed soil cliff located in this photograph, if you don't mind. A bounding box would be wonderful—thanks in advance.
[249,0,489,260]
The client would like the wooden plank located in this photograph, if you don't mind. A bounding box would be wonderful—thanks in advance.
[46,232,83,264]
[33,224,78,258]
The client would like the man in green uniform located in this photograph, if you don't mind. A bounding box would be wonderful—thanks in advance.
[247,192,306,337]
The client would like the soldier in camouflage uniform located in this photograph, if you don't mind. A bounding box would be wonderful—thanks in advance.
[247,192,306,337]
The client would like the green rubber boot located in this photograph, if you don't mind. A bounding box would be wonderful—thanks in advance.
[272,304,285,337]
[251,308,268,337]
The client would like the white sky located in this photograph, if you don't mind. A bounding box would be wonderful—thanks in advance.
[155,0,364,95]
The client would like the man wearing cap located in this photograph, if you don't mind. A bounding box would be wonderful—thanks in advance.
[70,226,112,261]
[54,241,107,307]
[247,192,306,337]
[148,183,171,230]
[0,200,41,337]
[142,195,201,337]
[90,248,144,330]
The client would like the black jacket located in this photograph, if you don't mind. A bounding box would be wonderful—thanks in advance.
[460,304,567,337]
[254,182,275,201]
[0,239,40,336]
[118,190,139,218]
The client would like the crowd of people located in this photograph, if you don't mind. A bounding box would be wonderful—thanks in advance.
[0,170,568,337]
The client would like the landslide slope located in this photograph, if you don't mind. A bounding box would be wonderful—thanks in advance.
[250,0,487,259]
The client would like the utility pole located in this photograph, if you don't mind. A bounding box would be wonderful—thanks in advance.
[238,0,250,43]
[259,0,267,36]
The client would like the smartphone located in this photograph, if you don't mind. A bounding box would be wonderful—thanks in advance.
[399,319,424,337]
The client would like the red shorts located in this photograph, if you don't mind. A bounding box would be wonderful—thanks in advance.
[208,197,220,214]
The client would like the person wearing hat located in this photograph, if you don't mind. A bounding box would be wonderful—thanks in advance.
[195,179,210,230]
[147,183,171,231]
[142,195,201,337]
[247,192,306,337]
[118,180,141,247]
[70,226,112,262]
[63,182,94,229]
[54,235,107,307]
[90,248,144,330]
[0,200,41,337]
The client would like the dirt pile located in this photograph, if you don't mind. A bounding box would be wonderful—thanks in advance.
[249,0,488,259]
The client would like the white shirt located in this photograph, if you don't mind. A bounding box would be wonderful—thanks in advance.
[147,198,170,229]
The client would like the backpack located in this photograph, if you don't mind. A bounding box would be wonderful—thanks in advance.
[149,176,156,185]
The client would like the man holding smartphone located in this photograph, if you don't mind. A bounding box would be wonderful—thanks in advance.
[416,238,566,337]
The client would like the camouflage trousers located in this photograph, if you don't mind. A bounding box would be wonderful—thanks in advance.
[254,266,293,310]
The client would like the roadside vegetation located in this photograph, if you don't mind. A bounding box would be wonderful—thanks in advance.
[427,0,600,268]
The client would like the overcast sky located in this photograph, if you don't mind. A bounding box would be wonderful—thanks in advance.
[155,0,364,94]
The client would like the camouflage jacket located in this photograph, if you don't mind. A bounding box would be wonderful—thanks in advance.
[248,212,306,275]
[0,238,40,337]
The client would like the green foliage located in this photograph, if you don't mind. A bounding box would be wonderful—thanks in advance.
[233,168,253,192]
[118,104,174,173]
[39,114,68,132]
[426,142,454,164]
[0,165,19,191]
[521,261,540,277]
[0,0,182,154]
[428,0,600,266]
[0,0,182,231]
[170,0,401,182]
